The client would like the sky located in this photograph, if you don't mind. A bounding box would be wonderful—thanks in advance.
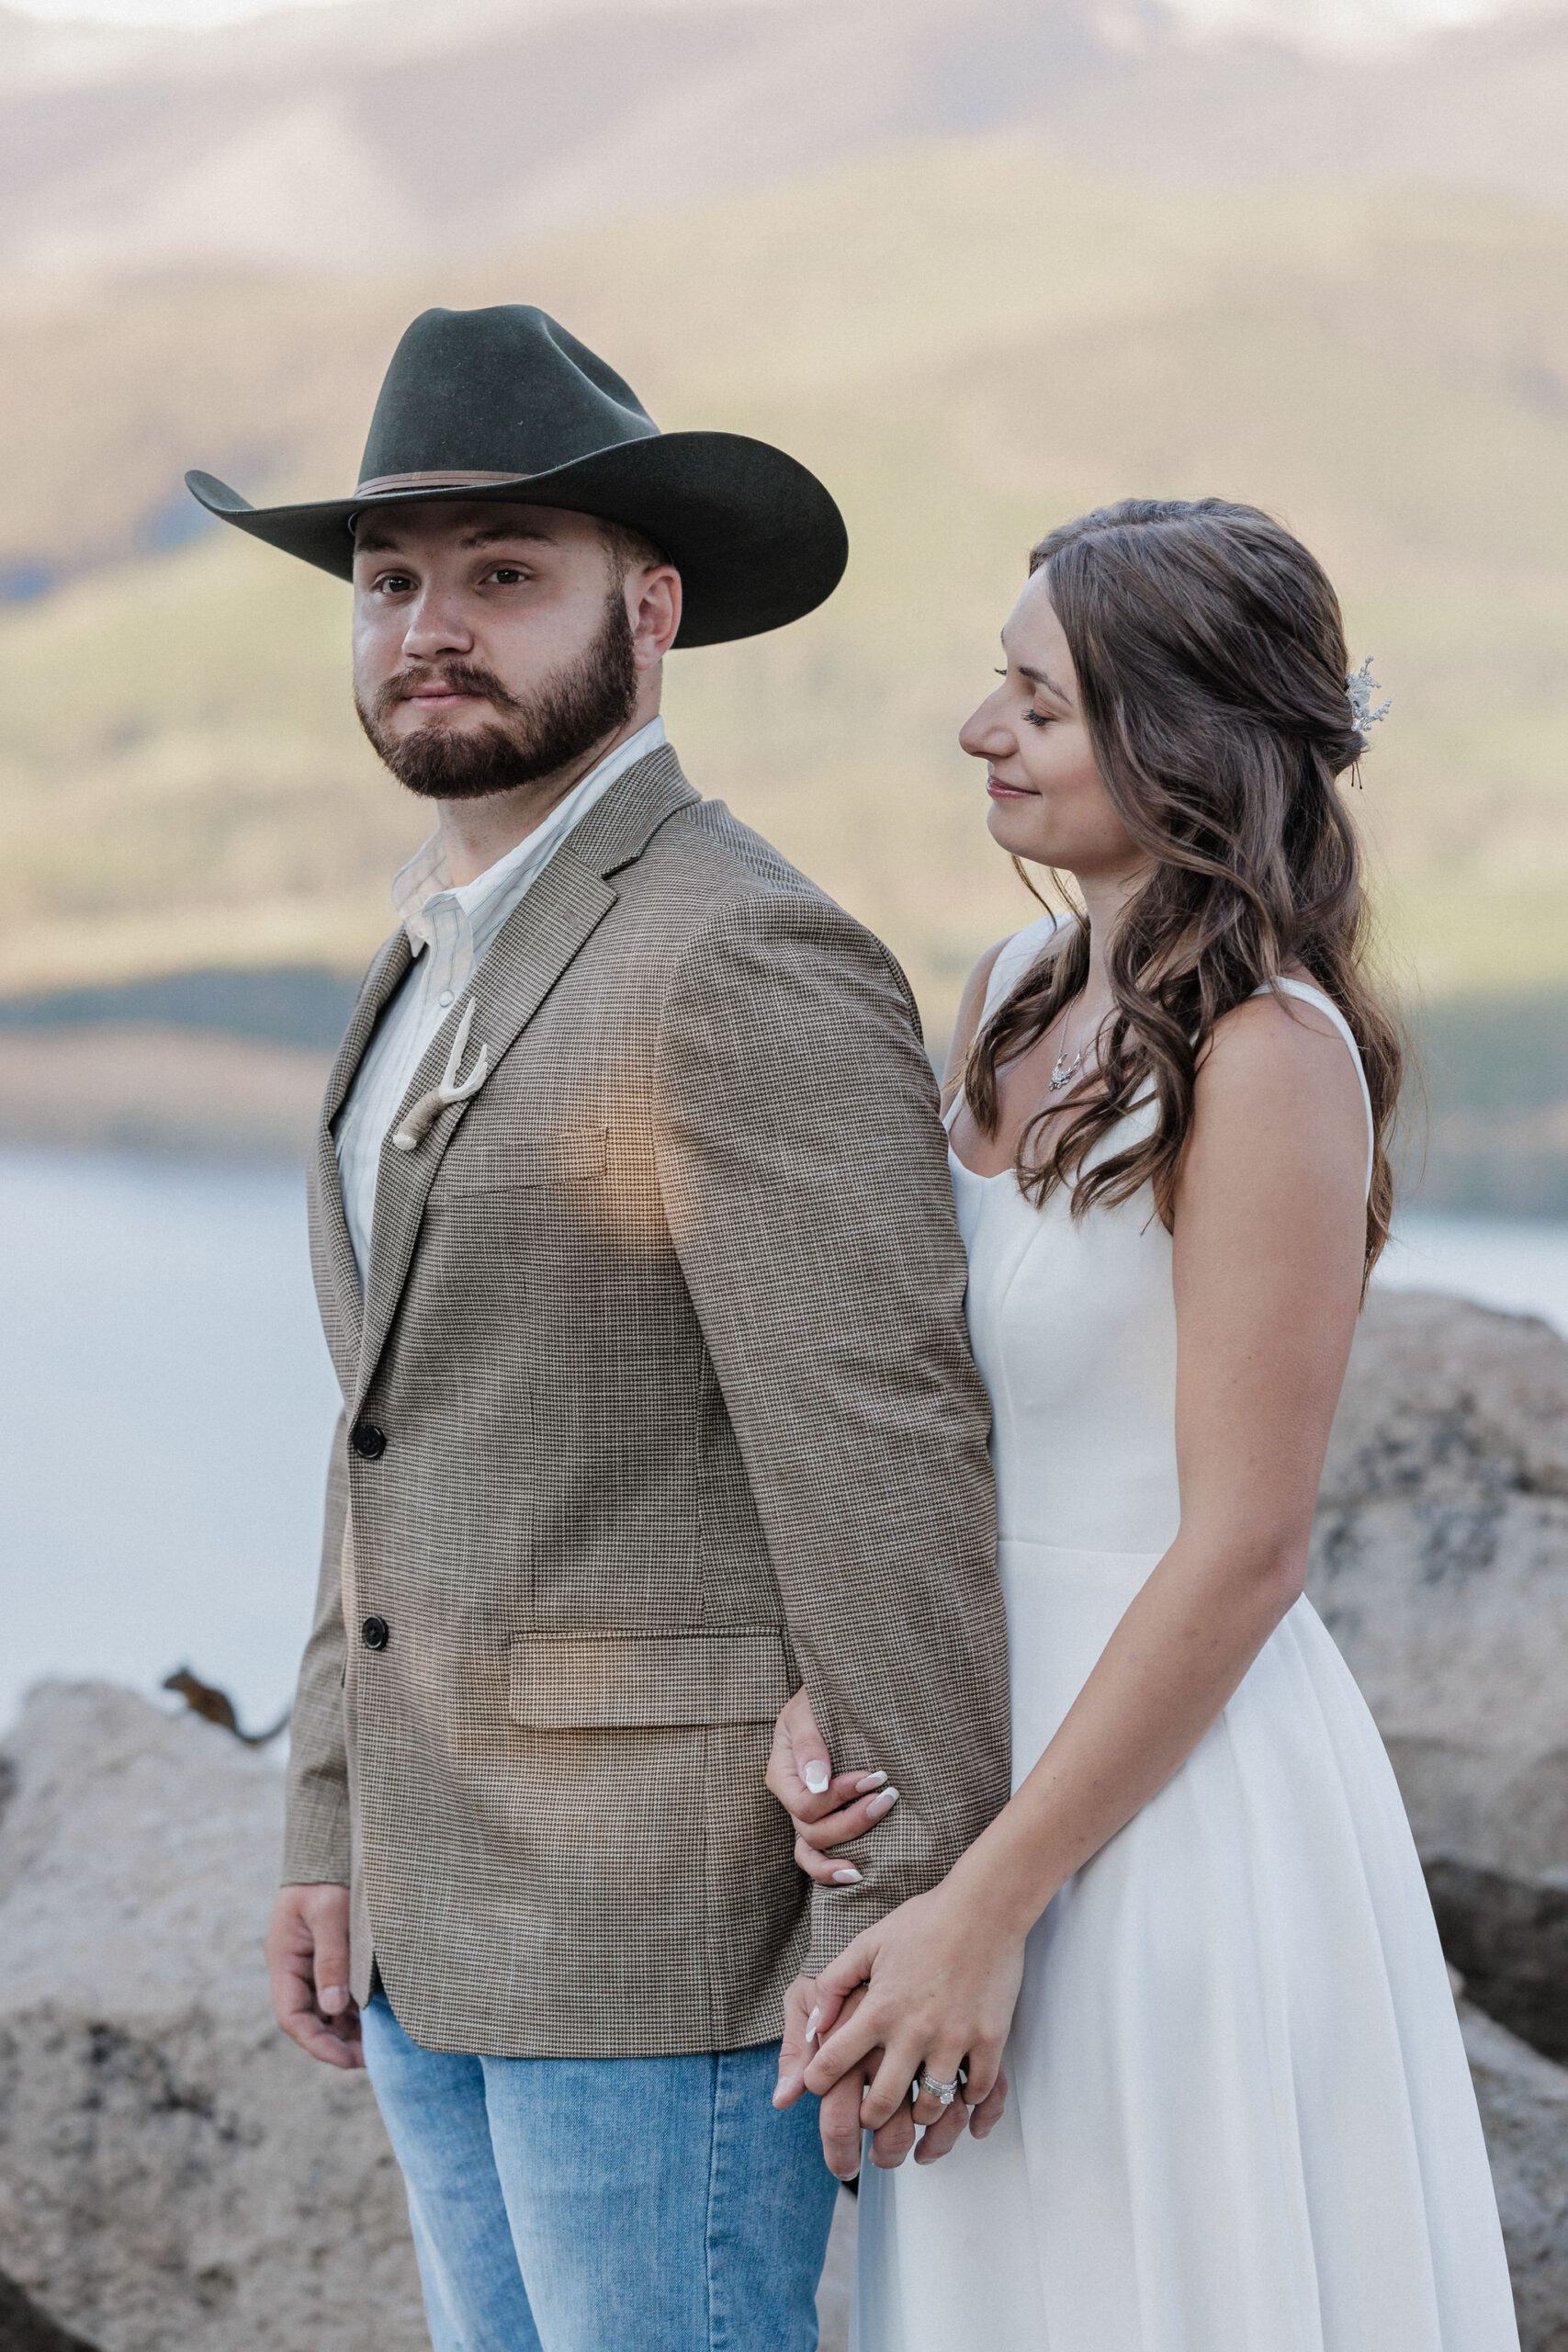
[1,0,1517,32]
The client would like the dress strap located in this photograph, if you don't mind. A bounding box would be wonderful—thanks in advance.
[945,913,1063,1134]
[981,912,1061,1023]
[1257,978,1375,1201]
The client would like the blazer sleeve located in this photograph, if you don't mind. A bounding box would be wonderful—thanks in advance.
[654,891,1012,1973]
[281,1411,353,1886]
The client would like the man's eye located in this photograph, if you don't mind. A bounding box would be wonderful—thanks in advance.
[491,567,527,584]
[378,574,413,594]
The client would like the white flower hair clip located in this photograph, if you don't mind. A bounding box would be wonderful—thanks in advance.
[1347,657,1392,744]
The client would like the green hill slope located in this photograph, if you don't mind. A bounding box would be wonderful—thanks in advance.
[3,141,1566,1043]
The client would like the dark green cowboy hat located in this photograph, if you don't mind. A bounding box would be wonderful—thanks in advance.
[186,304,848,649]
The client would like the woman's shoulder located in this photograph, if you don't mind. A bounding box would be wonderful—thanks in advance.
[987,911,1061,1008]
[1199,983,1370,1163]
[943,912,1061,1091]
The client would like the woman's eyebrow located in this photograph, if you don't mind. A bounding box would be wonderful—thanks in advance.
[1017,661,1069,701]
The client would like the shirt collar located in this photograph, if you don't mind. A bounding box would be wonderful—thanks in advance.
[391,716,667,956]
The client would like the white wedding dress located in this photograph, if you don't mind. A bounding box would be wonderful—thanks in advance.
[853,916,1517,2352]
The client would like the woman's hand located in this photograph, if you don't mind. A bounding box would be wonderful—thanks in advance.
[765,1687,901,1885]
[801,1875,1024,2140]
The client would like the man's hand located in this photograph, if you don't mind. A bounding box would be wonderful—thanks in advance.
[265,1883,365,2069]
[775,1975,917,2177]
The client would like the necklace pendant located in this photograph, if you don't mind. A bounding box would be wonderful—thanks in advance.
[1049,1049,1084,1094]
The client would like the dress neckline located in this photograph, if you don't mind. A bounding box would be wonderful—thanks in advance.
[943,972,1373,1199]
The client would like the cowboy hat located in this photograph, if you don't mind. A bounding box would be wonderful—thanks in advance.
[186,305,848,649]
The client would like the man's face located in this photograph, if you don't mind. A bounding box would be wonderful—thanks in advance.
[351,501,645,801]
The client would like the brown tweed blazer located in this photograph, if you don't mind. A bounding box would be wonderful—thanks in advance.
[285,742,1010,2058]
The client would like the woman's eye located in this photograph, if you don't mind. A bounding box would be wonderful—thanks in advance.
[994,665,1007,677]
[1022,709,1052,729]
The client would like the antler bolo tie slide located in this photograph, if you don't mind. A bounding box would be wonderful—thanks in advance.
[391,1001,491,1153]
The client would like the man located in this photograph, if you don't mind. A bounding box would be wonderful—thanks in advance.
[190,305,1010,2351]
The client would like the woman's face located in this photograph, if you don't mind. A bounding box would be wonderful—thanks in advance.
[960,569,1143,885]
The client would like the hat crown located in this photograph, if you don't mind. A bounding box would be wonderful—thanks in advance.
[356,305,660,491]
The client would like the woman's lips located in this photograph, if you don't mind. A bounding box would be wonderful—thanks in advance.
[987,774,1035,799]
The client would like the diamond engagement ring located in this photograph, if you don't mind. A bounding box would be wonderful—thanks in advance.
[918,2067,964,2109]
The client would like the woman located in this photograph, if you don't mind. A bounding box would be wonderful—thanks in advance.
[771,501,1517,2348]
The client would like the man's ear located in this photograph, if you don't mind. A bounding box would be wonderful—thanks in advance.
[630,565,682,669]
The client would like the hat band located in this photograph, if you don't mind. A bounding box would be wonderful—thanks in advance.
[353,469,533,497]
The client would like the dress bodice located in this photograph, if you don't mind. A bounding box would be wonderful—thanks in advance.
[946,916,1372,1557]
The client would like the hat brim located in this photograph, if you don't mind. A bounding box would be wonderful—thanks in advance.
[186,432,847,650]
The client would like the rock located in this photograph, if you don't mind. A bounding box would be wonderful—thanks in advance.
[0,1683,424,2352]
[818,2190,856,2352]
[0,2265,101,2351]
[1428,1862,1568,2064]
[0,1681,855,2352]
[1461,1999,1568,2352]
[1308,1290,1568,2059]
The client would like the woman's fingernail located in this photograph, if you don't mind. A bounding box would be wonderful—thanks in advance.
[319,1986,348,2014]
[854,1770,887,1792]
[866,1788,899,1819]
[831,1866,862,1884]
[806,2007,822,2040]
[803,1760,830,1794]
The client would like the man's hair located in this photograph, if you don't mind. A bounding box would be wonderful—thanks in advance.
[599,518,670,581]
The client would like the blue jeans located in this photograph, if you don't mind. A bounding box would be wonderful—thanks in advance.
[362,1994,839,2352]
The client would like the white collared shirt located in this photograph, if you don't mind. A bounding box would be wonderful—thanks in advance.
[333,716,666,1284]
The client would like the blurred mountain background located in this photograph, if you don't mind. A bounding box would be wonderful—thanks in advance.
[2,0,1567,1204]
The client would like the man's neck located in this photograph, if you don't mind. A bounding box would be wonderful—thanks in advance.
[436,705,657,888]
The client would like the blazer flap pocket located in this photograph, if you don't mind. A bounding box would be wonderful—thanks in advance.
[444,1125,607,1193]
[508,1631,791,1729]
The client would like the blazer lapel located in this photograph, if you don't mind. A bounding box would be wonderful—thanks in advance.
[352,745,699,1413]
[310,929,413,1390]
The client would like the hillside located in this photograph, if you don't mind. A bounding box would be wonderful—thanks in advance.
[2,0,1568,281]
[2,143,1566,1050]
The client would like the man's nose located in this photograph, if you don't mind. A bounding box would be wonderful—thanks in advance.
[400,585,476,661]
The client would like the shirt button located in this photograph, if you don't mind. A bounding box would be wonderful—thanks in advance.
[361,1616,389,1651]
[351,1421,387,1461]
[438,990,454,1007]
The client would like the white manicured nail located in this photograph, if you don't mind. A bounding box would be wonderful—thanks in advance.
[854,1770,887,1792]
[831,1866,862,1884]
[866,1788,899,1819]
[806,2007,821,2040]
[803,1760,830,1794]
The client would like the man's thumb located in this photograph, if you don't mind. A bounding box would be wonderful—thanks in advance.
[312,1913,353,2015]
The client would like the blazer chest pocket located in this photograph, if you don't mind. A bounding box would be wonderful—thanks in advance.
[441,1126,607,1195]
[508,1631,791,1728]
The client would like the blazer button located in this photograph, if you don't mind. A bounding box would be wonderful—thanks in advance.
[361,1615,389,1651]
[351,1421,387,1460]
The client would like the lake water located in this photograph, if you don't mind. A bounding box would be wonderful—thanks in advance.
[5,1148,1568,1738]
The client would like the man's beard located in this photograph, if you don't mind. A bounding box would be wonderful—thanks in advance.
[355,587,638,803]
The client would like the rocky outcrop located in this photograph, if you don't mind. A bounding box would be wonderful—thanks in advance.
[1462,1998,1568,2352]
[0,1681,856,2352]
[4,1291,1566,2347]
[1308,1290,1568,2062]
[0,1684,424,2352]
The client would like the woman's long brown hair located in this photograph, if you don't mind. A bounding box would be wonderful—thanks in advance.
[964,498,1403,1281]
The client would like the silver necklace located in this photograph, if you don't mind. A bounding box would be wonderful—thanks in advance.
[1049,1004,1088,1093]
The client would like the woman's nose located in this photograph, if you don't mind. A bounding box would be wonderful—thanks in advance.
[960,694,1013,761]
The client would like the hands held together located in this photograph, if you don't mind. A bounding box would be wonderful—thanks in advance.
[765,1690,1021,2176]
